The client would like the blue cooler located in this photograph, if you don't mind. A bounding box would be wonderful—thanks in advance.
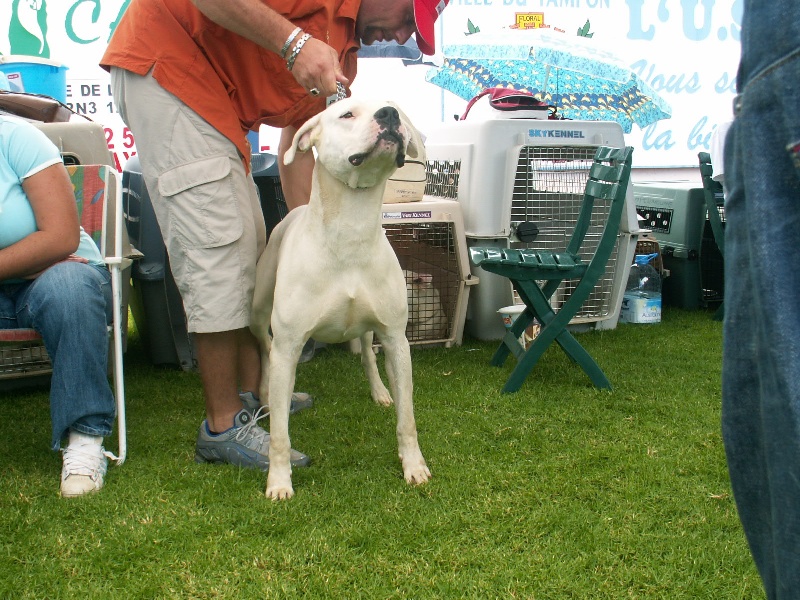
[0,55,68,102]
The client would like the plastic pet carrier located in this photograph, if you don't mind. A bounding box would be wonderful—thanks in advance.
[381,198,477,347]
[251,152,288,239]
[424,118,638,340]
[633,181,719,309]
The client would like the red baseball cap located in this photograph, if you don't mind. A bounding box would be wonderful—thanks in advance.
[414,0,449,55]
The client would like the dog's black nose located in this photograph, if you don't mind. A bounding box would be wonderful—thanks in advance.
[374,106,400,130]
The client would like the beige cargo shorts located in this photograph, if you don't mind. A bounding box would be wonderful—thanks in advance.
[111,67,267,334]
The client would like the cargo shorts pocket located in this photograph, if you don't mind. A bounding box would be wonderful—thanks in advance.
[158,156,243,249]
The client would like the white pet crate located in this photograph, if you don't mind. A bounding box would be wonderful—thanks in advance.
[381,198,477,347]
[424,118,639,340]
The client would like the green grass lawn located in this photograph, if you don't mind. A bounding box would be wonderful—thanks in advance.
[0,308,764,599]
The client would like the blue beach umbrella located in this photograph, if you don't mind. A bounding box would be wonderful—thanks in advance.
[425,29,671,133]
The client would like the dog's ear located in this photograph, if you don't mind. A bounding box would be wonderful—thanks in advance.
[391,102,425,161]
[283,113,322,165]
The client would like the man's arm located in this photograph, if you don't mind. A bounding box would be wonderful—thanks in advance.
[190,0,347,96]
[278,125,314,210]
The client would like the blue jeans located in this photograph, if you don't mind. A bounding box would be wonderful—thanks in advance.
[0,262,115,450]
[722,4,800,597]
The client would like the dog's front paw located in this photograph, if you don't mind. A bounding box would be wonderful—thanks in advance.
[371,384,394,407]
[402,457,431,486]
[266,471,295,500]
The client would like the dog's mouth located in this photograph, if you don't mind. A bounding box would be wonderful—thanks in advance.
[348,129,406,168]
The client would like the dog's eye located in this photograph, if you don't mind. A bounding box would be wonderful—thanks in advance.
[340,111,354,119]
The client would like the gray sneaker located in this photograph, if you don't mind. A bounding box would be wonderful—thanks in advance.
[195,408,310,469]
[239,391,314,416]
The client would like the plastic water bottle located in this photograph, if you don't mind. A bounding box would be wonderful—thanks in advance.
[620,253,662,323]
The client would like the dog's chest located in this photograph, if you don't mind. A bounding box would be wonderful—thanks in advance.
[284,258,407,341]
[329,270,404,315]
[309,281,401,341]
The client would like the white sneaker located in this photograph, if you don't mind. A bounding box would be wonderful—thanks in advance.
[60,432,112,498]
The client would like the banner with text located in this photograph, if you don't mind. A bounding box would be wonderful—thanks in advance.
[0,0,741,170]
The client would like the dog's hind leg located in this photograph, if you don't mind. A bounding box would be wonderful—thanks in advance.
[359,332,393,407]
[381,335,431,486]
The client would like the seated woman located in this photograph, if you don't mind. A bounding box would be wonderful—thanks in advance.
[0,115,116,498]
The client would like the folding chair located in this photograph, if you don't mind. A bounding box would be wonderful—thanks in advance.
[470,146,634,393]
[0,329,52,383]
[0,165,130,464]
[698,151,725,321]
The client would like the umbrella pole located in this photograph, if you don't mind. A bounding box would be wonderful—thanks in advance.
[542,65,551,101]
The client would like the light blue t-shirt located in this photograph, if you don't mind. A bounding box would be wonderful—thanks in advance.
[0,115,103,275]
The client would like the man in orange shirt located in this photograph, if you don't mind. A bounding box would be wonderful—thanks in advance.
[101,0,448,470]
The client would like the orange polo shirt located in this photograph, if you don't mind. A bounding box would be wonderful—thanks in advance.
[101,0,360,161]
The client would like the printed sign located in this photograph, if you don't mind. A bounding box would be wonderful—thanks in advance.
[514,12,546,29]
[383,211,433,220]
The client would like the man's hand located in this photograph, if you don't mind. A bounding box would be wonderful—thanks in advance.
[288,37,348,98]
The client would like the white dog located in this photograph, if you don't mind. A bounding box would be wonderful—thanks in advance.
[250,98,432,500]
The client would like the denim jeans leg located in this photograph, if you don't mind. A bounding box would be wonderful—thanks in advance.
[16,262,115,450]
[0,289,17,328]
[722,55,800,598]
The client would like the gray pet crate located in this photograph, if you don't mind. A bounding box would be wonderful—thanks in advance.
[633,181,723,310]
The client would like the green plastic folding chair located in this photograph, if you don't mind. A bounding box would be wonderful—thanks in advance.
[698,151,725,321]
[470,145,634,393]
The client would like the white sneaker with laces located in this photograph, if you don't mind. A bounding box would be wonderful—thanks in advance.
[60,432,112,498]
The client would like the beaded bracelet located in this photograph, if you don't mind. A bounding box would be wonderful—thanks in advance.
[286,32,312,71]
[280,27,302,59]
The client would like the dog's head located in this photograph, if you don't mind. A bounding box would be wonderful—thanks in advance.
[284,98,423,189]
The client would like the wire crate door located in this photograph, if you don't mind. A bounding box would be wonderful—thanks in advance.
[508,145,625,324]
[382,200,474,347]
